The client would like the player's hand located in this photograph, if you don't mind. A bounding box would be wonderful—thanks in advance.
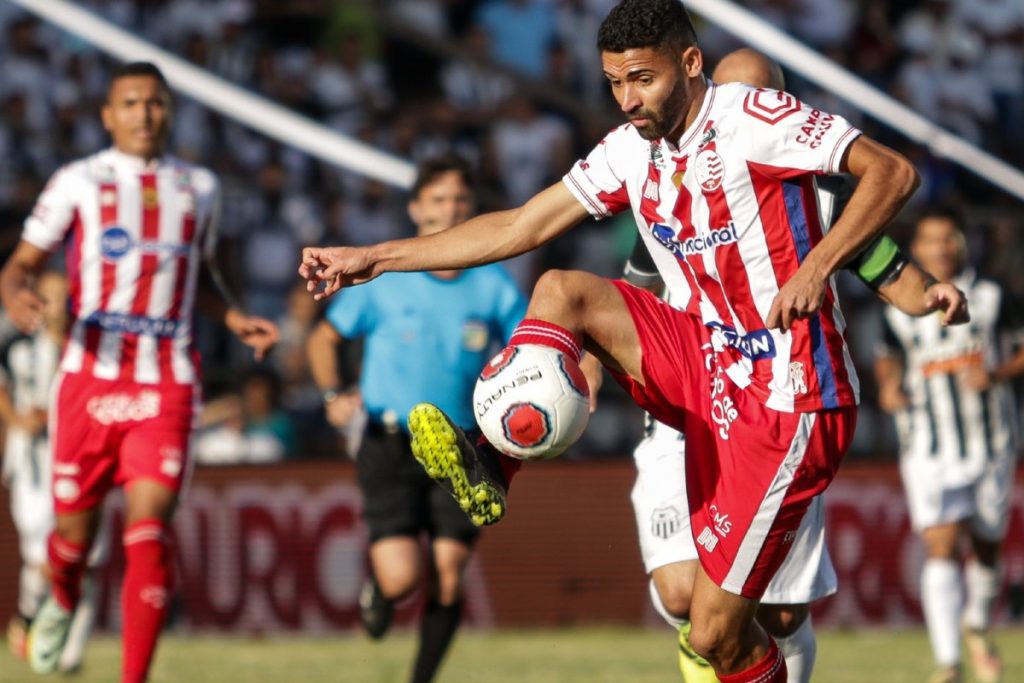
[299,246,380,301]
[924,282,969,326]
[961,364,992,392]
[766,267,828,332]
[325,390,363,428]
[226,310,279,361]
[877,383,909,413]
[579,354,604,414]
[13,408,46,436]
[4,288,45,333]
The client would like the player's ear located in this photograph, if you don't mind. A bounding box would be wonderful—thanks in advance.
[407,198,422,227]
[101,102,114,133]
[682,46,703,78]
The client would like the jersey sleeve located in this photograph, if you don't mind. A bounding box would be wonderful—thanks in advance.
[562,125,634,219]
[22,166,78,252]
[739,88,861,178]
[623,234,662,287]
[324,285,376,338]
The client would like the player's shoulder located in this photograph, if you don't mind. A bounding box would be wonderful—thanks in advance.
[713,81,806,128]
[165,156,220,196]
[598,122,647,150]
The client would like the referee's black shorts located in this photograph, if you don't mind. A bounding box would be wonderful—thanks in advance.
[356,424,480,545]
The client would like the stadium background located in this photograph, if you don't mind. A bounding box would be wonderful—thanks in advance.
[0,0,1022,672]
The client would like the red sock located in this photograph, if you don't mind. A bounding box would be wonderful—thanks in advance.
[121,519,173,683]
[717,639,787,683]
[47,533,87,611]
[508,319,582,363]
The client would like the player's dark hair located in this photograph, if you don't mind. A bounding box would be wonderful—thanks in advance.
[597,0,698,54]
[108,61,169,96]
[411,154,474,198]
[914,205,964,232]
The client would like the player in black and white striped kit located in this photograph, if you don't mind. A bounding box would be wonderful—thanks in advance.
[1,271,106,672]
[876,207,1024,683]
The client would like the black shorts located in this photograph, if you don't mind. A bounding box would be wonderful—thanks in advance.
[356,426,480,545]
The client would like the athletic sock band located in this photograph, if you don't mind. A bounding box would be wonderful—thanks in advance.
[508,319,582,363]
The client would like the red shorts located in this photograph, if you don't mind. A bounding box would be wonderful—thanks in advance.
[50,372,198,515]
[609,281,856,598]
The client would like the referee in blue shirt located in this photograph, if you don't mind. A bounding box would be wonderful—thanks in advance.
[307,155,525,683]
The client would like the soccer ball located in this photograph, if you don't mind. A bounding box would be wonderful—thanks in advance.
[473,344,590,461]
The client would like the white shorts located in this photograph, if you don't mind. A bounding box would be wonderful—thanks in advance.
[631,428,837,604]
[900,451,1016,540]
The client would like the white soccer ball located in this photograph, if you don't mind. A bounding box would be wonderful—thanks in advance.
[473,344,590,461]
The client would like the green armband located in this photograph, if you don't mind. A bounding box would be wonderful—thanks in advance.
[849,235,907,290]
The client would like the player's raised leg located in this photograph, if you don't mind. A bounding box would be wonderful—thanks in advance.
[410,270,643,524]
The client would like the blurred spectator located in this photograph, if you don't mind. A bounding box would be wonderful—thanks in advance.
[241,368,296,459]
[474,0,557,78]
[312,32,394,134]
[440,24,515,127]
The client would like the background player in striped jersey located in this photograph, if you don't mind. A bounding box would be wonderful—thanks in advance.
[300,1,921,680]
[612,48,970,683]
[876,208,1024,683]
[0,62,278,682]
[0,270,106,673]
[307,154,525,683]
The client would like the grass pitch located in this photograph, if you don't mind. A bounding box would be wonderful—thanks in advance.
[2,627,1022,682]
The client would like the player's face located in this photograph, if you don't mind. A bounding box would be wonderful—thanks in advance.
[602,46,701,141]
[409,171,474,236]
[911,217,965,281]
[102,75,171,159]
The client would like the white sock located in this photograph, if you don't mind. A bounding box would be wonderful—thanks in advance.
[59,574,98,672]
[18,564,47,618]
[922,558,963,667]
[775,615,816,683]
[963,561,999,633]
[649,579,688,628]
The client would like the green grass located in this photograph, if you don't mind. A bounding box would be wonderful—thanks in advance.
[2,627,1022,682]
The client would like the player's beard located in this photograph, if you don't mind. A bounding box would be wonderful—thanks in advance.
[630,75,689,141]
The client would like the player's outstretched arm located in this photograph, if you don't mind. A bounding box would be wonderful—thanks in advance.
[300,182,589,300]
[196,258,279,361]
[767,137,919,330]
[0,241,51,334]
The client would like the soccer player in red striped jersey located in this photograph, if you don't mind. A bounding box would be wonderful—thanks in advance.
[0,62,278,682]
[300,2,921,681]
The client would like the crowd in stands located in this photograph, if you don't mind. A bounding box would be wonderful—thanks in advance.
[0,0,1020,460]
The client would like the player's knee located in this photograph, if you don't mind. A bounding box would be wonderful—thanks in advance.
[432,570,465,606]
[376,564,421,602]
[654,581,693,621]
[756,603,809,638]
[687,617,742,669]
[530,270,591,316]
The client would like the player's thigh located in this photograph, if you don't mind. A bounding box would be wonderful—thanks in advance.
[50,374,120,520]
[527,270,643,379]
[899,456,974,535]
[430,537,474,603]
[756,603,810,639]
[761,495,837,605]
[920,521,963,559]
[357,431,429,540]
[369,536,422,597]
[970,454,1015,546]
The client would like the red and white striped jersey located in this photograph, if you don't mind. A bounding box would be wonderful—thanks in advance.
[23,148,219,385]
[564,81,861,412]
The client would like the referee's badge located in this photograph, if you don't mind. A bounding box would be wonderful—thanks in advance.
[651,506,683,540]
[462,321,489,351]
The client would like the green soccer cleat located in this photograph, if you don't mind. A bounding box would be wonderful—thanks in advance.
[408,403,507,526]
[27,597,72,674]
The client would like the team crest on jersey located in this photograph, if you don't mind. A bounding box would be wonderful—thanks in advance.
[142,186,159,209]
[742,89,801,125]
[101,226,132,261]
[694,149,725,192]
[790,362,808,395]
[462,321,489,352]
[100,189,117,207]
